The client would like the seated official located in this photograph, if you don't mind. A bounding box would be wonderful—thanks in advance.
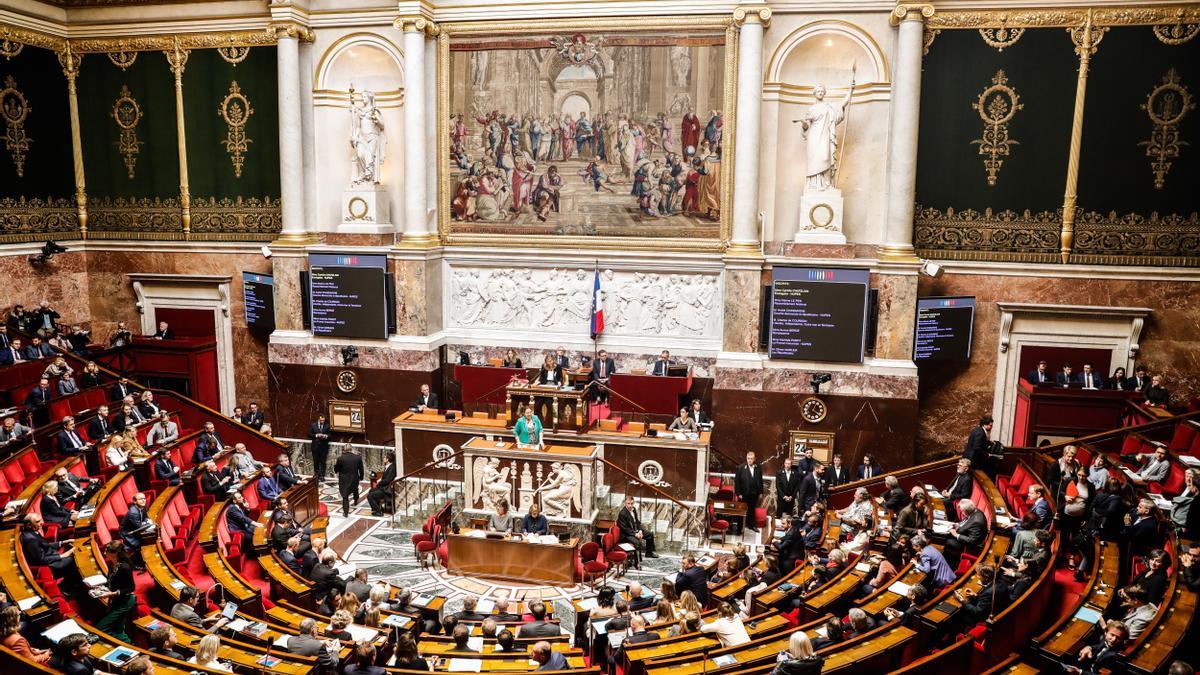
[1062,620,1129,675]
[0,338,25,365]
[87,405,114,441]
[668,407,698,433]
[1078,363,1105,390]
[367,454,397,517]
[152,320,175,340]
[275,454,299,490]
[57,416,90,455]
[225,491,262,538]
[514,407,543,447]
[154,451,181,486]
[413,384,438,412]
[146,412,179,446]
[1145,375,1170,407]
[52,466,95,505]
[618,495,658,560]
[502,348,523,369]
[39,481,77,526]
[199,461,234,496]
[689,398,711,425]
[20,514,80,586]
[286,618,340,671]
[553,346,571,370]
[522,502,550,535]
[139,390,162,418]
[280,536,304,572]
[56,374,80,396]
[489,500,515,533]
[651,349,676,376]
[1056,364,1076,387]
[537,354,565,386]
[1026,359,1052,385]
[0,416,32,447]
[258,471,282,502]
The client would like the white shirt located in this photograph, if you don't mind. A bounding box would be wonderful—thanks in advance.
[700,616,750,647]
[106,444,130,470]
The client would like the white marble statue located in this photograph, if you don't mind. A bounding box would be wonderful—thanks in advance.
[794,78,855,192]
[349,88,386,186]
[476,457,513,512]
[538,462,581,518]
[670,46,691,87]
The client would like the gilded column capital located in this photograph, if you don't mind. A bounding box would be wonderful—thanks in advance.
[732,7,772,27]
[891,4,935,26]
[272,22,314,42]
[56,42,82,78]
[395,17,440,37]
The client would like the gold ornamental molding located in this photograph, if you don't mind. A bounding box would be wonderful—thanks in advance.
[0,75,33,178]
[219,81,254,178]
[394,17,440,36]
[1140,68,1194,190]
[0,23,283,55]
[891,4,935,27]
[107,50,137,70]
[928,5,1200,29]
[111,84,143,180]
[218,45,251,65]
[979,21,1024,51]
[0,197,79,244]
[732,7,772,27]
[0,25,64,53]
[1153,10,1200,44]
[1,38,23,60]
[971,69,1022,187]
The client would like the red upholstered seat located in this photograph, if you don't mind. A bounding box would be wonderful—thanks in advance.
[603,530,628,575]
[1150,462,1186,497]
[1168,423,1197,454]
[580,541,608,588]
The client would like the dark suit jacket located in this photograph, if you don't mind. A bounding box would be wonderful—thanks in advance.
[376,461,397,488]
[154,456,180,484]
[21,530,62,566]
[139,400,162,419]
[1025,369,1052,385]
[1126,375,1152,393]
[589,357,616,381]
[25,386,53,407]
[110,382,133,401]
[242,411,264,430]
[1055,372,1075,386]
[24,343,53,359]
[120,504,151,549]
[625,630,661,645]
[797,473,824,513]
[537,365,565,385]
[40,495,72,524]
[517,621,561,638]
[275,464,298,490]
[651,359,675,376]
[334,452,365,493]
[0,347,22,365]
[963,426,990,464]
[855,464,879,481]
[1122,515,1159,552]
[674,565,709,605]
[945,473,973,502]
[554,354,571,370]
[87,415,114,442]
[617,506,644,540]
[57,429,86,454]
[412,393,439,410]
[1078,372,1106,389]
[309,422,332,452]
[826,465,850,487]
[226,504,256,537]
[309,562,347,601]
[954,510,988,549]
[882,487,909,513]
[153,328,175,339]
[280,549,303,573]
[735,463,763,498]
[775,468,801,505]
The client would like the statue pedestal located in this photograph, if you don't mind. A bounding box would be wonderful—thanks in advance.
[339,187,391,234]
[794,188,847,244]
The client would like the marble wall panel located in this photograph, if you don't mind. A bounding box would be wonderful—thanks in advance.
[447,343,717,379]
[722,267,762,353]
[393,258,428,337]
[917,273,1200,457]
[268,341,439,371]
[874,273,918,361]
[270,252,306,333]
[0,251,91,327]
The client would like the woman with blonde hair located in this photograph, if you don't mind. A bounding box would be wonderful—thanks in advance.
[771,631,824,675]
[678,590,702,617]
[327,609,355,642]
[39,480,77,525]
[338,591,363,617]
[0,605,49,663]
[189,634,230,671]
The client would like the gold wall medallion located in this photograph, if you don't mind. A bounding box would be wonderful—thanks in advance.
[218,80,254,177]
[217,45,251,65]
[111,85,143,179]
[1153,12,1200,45]
[971,69,1022,187]
[1140,68,1194,190]
[0,75,31,178]
[347,196,371,221]
[979,24,1024,51]
[107,50,137,70]
[0,38,22,60]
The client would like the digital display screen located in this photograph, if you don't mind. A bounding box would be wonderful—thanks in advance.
[768,267,870,363]
[914,296,976,361]
[242,272,274,331]
[308,254,388,339]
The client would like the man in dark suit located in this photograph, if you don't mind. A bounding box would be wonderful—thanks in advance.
[0,324,9,350]
[24,378,53,426]
[1079,363,1105,390]
[674,554,709,605]
[1026,359,1052,385]
[794,446,816,476]
[23,337,53,359]
[52,466,93,505]
[617,496,658,563]
[1126,366,1151,393]
[309,414,332,482]
[55,416,89,456]
[774,457,801,517]
[963,415,993,466]
[110,377,134,402]
[943,499,987,569]
[797,462,826,514]
[286,618,339,670]
[627,582,655,611]
[1062,620,1129,675]
[879,475,909,514]
[119,492,153,564]
[949,564,1004,636]
[0,338,24,365]
[1122,498,1160,556]
[589,349,616,403]
[774,515,806,571]
[280,536,304,573]
[225,491,261,538]
[152,321,175,339]
[651,349,675,376]
[735,451,764,532]
[826,454,850,487]
[453,596,488,622]
[1055,363,1076,387]
[516,602,561,638]
[413,384,439,412]
[20,514,79,581]
[241,401,265,430]
[367,453,397,516]
[154,451,181,486]
[553,346,572,371]
[945,459,974,504]
[334,445,365,517]
[275,453,298,490]
[87,405,114,442]
[49,634,95,675]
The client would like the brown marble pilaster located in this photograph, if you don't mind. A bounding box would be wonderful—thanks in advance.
[270,248,307,332]
[874,264,920,361]
[722,256,765,353]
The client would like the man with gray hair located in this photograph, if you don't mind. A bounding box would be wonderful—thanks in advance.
[837,487,874,535]
[628,581,653,611]
[878,475,909,514]
[531,640,568,671]
[944,498,987,569]
[286,617,340,670]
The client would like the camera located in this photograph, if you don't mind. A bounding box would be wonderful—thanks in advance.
[29,240,68,266]
[810,373,832,393]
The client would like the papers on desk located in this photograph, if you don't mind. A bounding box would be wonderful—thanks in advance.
[932,509,946,520]
[923,484,936,492]
[16,596,41,611]
[382,614,412,629]
[713,654,737,667]
[932,520,953,534]
[1150,494,1173,511]
[663,572,678,585]
[5,498,27,510]
[334,562,356,578]
[346,624,380,643]
[475,598,496,613]
[225,618,251,632]
[814,626,828,638]
[83,574,108,588]
[145,620,165,632]
[590,618,611,636]
[1180,454,1200,467]
[466,530,487,538]
[854,562,872,573]
[609,630,629,648]
[697,555,717,566]
[170,580,187,591]
[927,490,944,499]
[576,597,599,611]
[888,581,912,596]
[410,593,433,607]
[101,646,139,666]
[448,658,483,672]
[256,655,282,668]
[1074,606,1104,624]
[76,506,96,519]
[994,515,1014,528]
[42,618,86,644]
[273,634,292,648]
[537,535,558,545]
[618,543,636,552]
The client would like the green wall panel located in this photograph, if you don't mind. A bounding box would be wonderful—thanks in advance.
[0,45,74,199]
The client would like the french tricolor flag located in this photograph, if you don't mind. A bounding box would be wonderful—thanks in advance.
[590,269,605,339]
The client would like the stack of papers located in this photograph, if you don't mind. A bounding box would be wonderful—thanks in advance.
[382,615,412,629]
[888,581,912,596]
[854,562,872,573]
[475,598,496,613]
[273,634,292,648]
[42,618,86,644]
[576,597,599,611]
[17,596,41,611]
[225,618,251,632]
[345,624,379,643]
[932,520,953,534]
[411,593,432,607]
[1074,606,1103,624]
[447,659,482,672]
[83,574,108,588]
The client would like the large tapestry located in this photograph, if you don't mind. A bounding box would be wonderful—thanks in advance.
[446,30,728,240]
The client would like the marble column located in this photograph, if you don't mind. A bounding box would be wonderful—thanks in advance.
[401,21,431,241]
[728,8,769,254]
[880,4,933,262]
[276,32,308,242]
[424,36,438,233]
[299,39,318,236]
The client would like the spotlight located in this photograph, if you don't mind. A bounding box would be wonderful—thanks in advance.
[810,373,832,394]
[29,240,68,266]
[260,245,273,259]
[919,260,945,279]
[341,346,359,366]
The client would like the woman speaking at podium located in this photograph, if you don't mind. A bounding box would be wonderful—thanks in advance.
[515,406,544,448]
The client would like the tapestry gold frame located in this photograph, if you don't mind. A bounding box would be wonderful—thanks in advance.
[431,15,739,253]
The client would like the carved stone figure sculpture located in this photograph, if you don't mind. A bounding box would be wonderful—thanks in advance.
[539,462,580,518]
[477,457,512,512]
[794,79,854,192]
[349,88,386,186]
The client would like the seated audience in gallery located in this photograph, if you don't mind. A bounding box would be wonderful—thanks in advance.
[502,348,522,368]
[152,320,175,340]
[1145,374,1171,407]
[1078,363,1105,389]
[1126,365,1152,392]
[1026,359,1052,385]
[1056,363,1076,387]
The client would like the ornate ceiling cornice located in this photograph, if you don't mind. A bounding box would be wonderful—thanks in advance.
[928,4,1200,29]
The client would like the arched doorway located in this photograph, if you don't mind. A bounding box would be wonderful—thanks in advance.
[560,92,591,120]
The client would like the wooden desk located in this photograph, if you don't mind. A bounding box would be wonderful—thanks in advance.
[506,383,586,431]
[0,529,55,625]
[132,614,315,675]
[446,530,578,585]
[1036,541,1119,660]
